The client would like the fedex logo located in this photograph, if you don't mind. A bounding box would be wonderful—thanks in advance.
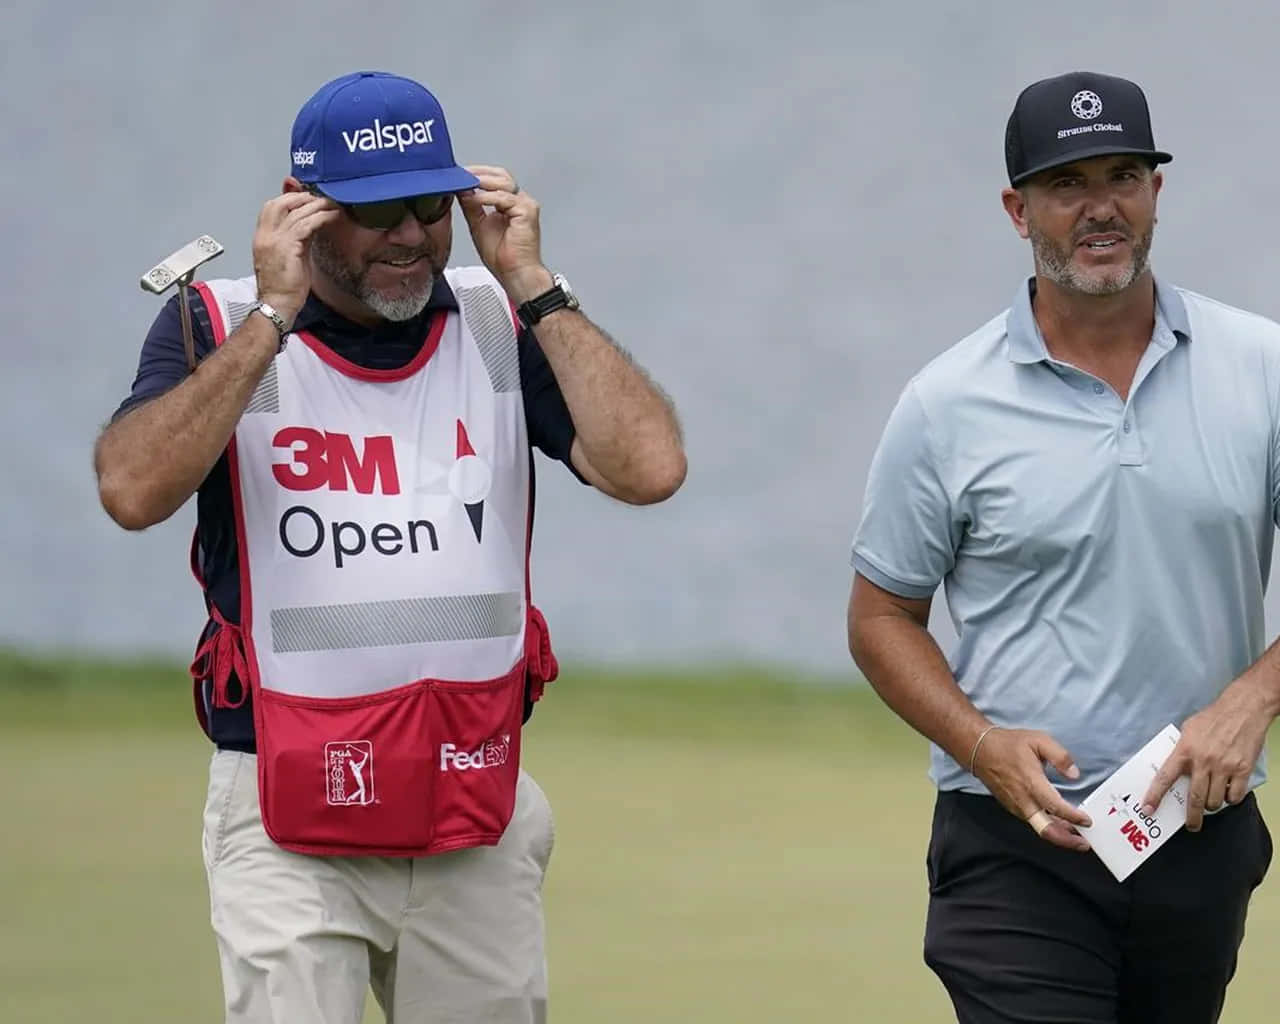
[272,428,401,495]
[439,734,511,772]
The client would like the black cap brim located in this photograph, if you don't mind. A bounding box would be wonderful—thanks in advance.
[1011,145,1172,186]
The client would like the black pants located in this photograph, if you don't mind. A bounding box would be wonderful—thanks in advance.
[924,791,1272,1024]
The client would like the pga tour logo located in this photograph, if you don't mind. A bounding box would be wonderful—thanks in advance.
[439,733,511,772]
[325,740,375,806]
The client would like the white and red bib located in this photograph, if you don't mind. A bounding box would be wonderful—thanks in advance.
[188,267,557,856]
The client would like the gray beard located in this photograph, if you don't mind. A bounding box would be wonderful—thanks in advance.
[361,285,434,322]
[310,235,434,322]
[1029,223,1154,296]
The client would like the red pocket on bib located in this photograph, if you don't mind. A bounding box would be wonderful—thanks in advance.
[426,664,526,852]
[250,660,528,857]
[254,680,436,856]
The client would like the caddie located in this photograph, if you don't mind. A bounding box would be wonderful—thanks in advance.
[95,69,686,1023]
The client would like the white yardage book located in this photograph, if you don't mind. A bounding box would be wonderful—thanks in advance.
[1076,724,1189,882]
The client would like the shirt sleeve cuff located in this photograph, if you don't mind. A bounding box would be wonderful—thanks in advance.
[850,550,939,600]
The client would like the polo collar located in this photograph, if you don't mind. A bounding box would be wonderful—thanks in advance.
[1006,275,1191,365]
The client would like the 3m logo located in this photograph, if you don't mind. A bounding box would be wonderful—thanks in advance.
[1120,819,1150,851]
[1107,792,1162,849]
[439,733,511,772]
[273,429,401,495]
[325,740,375,806]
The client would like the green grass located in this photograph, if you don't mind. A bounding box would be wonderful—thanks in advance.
[2,650,1277,1022]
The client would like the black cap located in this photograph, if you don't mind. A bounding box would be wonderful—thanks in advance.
[1005,71,1172,186]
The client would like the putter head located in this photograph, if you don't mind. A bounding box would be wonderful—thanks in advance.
[140,235,224,294]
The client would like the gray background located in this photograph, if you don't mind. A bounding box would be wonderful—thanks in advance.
[3,0,1277,675]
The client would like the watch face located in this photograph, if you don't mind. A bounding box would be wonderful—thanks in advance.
[553,272,580,309]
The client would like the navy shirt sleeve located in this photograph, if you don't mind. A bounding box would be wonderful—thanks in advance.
[114,292,216,420]
[518,326,585,480]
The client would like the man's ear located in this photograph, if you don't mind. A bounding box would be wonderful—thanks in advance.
[1001,186,1031,241]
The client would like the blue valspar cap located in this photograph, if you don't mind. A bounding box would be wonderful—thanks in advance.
[289,71,480,202]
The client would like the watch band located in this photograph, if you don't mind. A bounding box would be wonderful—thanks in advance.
[515,274,578,329]
[251,301,290,351]
[515,290,567,329]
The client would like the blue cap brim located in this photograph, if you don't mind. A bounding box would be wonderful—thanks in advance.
[315,165,481,203]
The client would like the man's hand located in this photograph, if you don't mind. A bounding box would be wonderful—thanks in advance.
[458,165,552,303]
[1142,684,1272,830]
[252,191,341,327]
[973,727,1093,851]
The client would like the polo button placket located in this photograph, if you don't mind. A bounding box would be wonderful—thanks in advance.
[1111,325,1178,467]
[1118,407,1144,465]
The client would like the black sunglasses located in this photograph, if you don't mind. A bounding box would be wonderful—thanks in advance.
[305,185,456,231]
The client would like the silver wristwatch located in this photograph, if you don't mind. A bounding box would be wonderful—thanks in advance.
[514,273,580,329]
[251,300,290,351]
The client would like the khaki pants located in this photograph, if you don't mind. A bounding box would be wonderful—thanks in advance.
[201,750,554,1024]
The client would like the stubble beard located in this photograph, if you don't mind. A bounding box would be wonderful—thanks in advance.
[1029,219,1154,297]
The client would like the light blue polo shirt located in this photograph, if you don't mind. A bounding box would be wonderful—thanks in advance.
[852,277,1280,800]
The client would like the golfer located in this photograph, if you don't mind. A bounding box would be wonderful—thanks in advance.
[848,71,1273,1023]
